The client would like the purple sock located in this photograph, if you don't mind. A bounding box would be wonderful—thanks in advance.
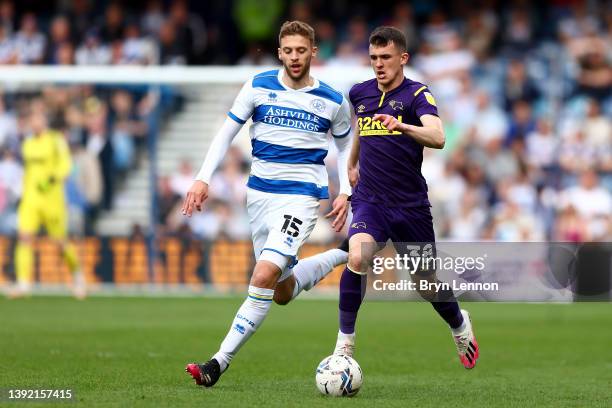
[431,288,464,329]
[339,267,367,334]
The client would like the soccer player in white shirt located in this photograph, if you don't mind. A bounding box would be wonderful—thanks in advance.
[183,21,352,387]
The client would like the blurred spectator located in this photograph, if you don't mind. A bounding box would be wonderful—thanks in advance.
[471,91,509,144]
[501,6,534,55]
[158,20,188,65]
[0,97,18,150]
[64,0,91,41]
[188,199,249,240]
[157,175,181,227]
[0,26,16,64]
[98,2,125,43]
[14,13,45,64]
[169,0,206,64]
[559,169,611,240]
[575,48,611,101]
[169,159,195,197]
[506,99,536,146]
[141,0,166,37]
[67,137,103,235]
[525,119,558,169]
[121,22,157,65]
[503,60,540,112]
[0,0,14,35]
[583,99,610,149]
[385,2,418,53]
[314,20,336,62]
[109,90,147,171]
[462,9,497,61]
[208,146,248,206]
[558,130,597,174]
[84,98,114,210]
[56,42,75,65]
[415,31,475,83]
[75,30,112,65]
[448,188,487,240]
[554,205,589,242]
[44,15,72,64]
[0,149,23,209]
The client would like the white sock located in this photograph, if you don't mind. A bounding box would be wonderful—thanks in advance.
[292,248,348,299]
[450,319,467,335]
[337,330,355,340]
[213,286,274,372]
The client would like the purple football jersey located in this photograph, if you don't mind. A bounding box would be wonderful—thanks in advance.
[349,77,439,207]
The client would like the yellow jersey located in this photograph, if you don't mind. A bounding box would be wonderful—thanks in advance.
[21,130,72,203]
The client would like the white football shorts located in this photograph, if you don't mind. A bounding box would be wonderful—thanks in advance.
[246,187,319,279]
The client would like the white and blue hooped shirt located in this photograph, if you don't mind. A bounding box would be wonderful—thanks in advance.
[228,69,351,200]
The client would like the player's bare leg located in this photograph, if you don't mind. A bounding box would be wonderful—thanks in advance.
[333,233,377,357]
[273,240,349,305]
[187,259,281,387]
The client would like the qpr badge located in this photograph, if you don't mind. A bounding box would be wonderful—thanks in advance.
[310,98,327,114]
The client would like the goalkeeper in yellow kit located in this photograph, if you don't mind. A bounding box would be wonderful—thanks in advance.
[10,112,85,299]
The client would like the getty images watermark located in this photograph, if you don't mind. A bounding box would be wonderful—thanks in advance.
[370,243,499,294]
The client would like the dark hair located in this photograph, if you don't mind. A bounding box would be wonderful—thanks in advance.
[279,20,315,46]
[369,26,407,53]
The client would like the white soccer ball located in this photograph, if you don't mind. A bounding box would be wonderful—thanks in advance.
[315,355,363,397]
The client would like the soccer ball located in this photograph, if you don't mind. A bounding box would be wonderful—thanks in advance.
[315,355,363,397]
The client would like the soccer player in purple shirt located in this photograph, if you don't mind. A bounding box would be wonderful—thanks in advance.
[333,26,480,369]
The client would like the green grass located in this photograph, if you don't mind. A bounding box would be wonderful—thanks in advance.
[0,297,611,407]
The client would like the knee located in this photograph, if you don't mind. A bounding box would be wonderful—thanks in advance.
[250,261,280,288]
[347,250,368,272]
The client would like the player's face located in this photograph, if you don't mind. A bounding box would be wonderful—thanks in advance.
[278,34,317,82]
[369,42,409,88]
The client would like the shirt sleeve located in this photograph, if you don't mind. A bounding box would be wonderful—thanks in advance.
[412,87,439,118]
[53,133,72,181]
[331,96,352,138]
[228,79,255,124]
[194,117,243,184]
[333,133,352,195]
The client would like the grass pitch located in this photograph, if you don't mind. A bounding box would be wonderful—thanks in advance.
[0,297,610,407]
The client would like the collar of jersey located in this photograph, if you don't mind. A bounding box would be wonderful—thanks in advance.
[277,68,320,92]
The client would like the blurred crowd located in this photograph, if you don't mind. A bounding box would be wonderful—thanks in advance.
[0,0,610,243]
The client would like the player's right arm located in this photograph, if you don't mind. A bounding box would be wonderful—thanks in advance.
[182,80,254,217]
[347,128,360,187]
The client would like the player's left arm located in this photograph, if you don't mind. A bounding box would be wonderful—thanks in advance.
[326,96,352,232]
[373,113,445,149]
[374,86,445,149]
[39,133,72,192]
[402,114,445,149]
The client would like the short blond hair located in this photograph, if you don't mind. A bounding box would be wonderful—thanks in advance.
[278,20,315,46]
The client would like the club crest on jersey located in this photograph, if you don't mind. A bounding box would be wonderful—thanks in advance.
[268,92,278,102]
[310,98,326,114]
[351,221,367,229]
[357,104,366,113]
[388,100,403,111]
[424,92,436,106]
